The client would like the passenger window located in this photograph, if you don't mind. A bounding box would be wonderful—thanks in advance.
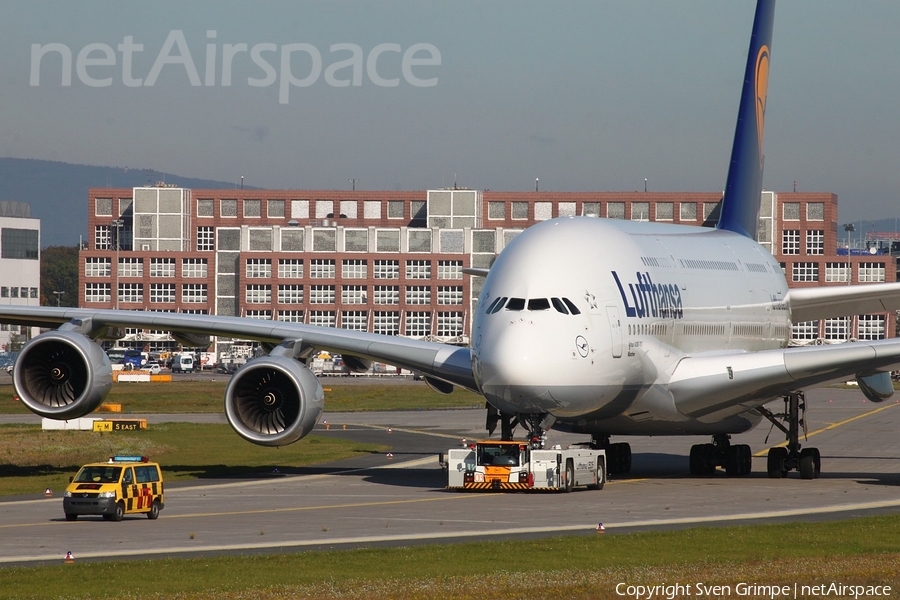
[527,298,550,311]
[505,298,525,311]
[122,468,134,486]
[551,298,569,314]
[562,298,581,315]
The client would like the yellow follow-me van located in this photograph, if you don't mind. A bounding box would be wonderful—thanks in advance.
[63,456,164,521]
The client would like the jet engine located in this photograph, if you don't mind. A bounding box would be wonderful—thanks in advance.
[224,355,324,446]
[13,330,112,420]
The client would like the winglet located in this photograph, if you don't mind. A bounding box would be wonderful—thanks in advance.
[717,0,775,239]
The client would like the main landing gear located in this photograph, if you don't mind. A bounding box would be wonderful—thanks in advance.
[689,435,752,476]
[590,435,631,475]
[757,391,821,479]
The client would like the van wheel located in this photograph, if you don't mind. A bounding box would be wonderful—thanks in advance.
[65,513,77,521]
[112,502,124,522]
[147,500,160,520]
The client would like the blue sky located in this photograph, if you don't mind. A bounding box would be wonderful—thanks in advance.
[1,1,898,222]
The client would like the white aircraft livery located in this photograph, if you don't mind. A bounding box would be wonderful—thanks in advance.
[4,0,900,480]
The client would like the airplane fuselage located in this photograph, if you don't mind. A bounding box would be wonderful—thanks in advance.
[472,216,791,436]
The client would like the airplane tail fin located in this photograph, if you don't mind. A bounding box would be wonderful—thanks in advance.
[717,0,775,239]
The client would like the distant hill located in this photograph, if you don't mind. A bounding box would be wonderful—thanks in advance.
[0,158,254,246]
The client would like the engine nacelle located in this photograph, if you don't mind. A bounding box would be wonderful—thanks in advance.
[224,355,324,447]
[14,330,112,420]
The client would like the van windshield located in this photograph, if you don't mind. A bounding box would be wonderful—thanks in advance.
[74,466,122,484]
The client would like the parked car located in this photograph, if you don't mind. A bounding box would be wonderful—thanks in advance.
[145,362,161,375]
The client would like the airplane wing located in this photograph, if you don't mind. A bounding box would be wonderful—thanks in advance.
[786,282,900,323]
[667,338,900,422]
[0,306,476,391]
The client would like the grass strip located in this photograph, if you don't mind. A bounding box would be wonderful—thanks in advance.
[0,423,388,496]
[0,381,482,415]
[1,515,898,599]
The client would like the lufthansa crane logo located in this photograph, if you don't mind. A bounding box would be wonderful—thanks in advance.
[755,44,770,166]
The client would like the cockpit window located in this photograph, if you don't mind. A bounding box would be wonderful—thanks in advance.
[505,298,526,311]
[527,298,551,311]
[485,297,504,314]
[562,298,581,315]
[488,297,507,314]
[551,298,569,314]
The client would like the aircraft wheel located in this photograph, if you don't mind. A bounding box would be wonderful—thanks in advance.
[689,444,708,476]
[799,447,821,480]
[767,447,788,478]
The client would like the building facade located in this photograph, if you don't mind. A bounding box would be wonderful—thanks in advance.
[0,201,41,352]
[80,186,895,356]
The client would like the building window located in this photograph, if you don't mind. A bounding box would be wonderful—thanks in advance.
[406,260,431,280]
[150,257,175,277]
[242,199,261,218]
[607,202,626,220]
[341,285,367,304]
[406,286,431,305]
[655,203,674,221]
[85,257,111,277]
[376,229,400,252]
[825,262,850,283]
[437,260,463,280]
[374,285,399,305]
[781,230,800,255]
[437,312,464,337]
[182,258,208,278]
[374,260,400,279]
[387,201,404,219]
[281,228,304,251]
[277,310,304,323]
[437,286,463,305]
[182,284,208,303]
[278,259,304,278]
[278,285,304,304]
[309,310,335,327]
[679,203,697,221]
[220,199,238,217]
[342,259,368,279]
[791,320,819,341]
[246,258,272,278]
[310,259,335,278]
[245,310,271,320]
[807,202,825,221]
[95,198,113,216]
[341,310,368,331]
[405,311,431,337]
[792,262,819,282]
[511,202,528,220]
[267,199,285,218]
[118,257,143,278]
[858,262,886,283]
[857,315,886,340]
[783,202,800,220]
[149,283,176,303]
[582,203,600,217]
[806,230,824,255]
[488,202,505,219]
[118,283,143,304]
[246,284,272,304]
[631,202,650,221]
[84,283,111,303]
[94,225,112,250]
[197,199,214,217]
[197,226,214,251]
[823,317,850,341]
[309,285,335,304]
[373,311,399,335]
[345,229,368,252]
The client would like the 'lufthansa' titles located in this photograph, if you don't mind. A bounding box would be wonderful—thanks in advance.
[612,271,683,319]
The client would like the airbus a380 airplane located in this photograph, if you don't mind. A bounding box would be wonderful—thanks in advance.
[3,0,900,481]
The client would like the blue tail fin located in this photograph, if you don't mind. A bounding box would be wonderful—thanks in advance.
[717,0,775,239]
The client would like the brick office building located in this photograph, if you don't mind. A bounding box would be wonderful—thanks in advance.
[80,186,895,357]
